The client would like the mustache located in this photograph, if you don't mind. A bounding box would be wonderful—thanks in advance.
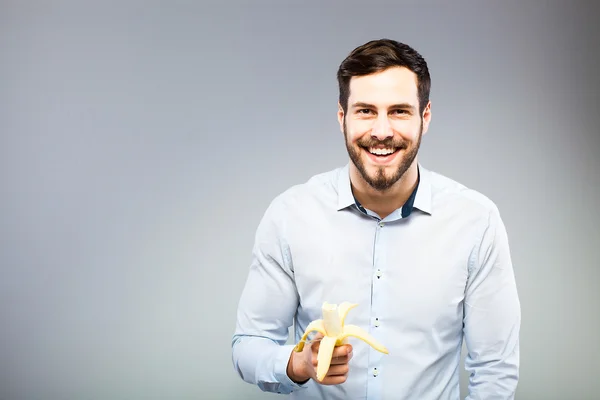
[357,137,408,149]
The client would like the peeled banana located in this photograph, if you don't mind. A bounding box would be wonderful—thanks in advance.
[293,301,389,381]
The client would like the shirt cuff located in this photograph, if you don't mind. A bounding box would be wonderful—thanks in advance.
[273,344,310,394]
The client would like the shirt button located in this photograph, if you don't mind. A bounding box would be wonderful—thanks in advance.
[375,269,382,279]
[379,222,385,227]
[373,367,379,377]
[374,318,380,327]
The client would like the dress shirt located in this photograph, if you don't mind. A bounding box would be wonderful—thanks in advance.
[231,163,521,399]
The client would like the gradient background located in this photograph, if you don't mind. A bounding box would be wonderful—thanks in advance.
[1,1,599,399]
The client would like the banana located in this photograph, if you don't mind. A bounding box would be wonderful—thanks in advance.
[293,301,389,381]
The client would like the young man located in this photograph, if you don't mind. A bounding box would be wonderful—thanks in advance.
[231,39,521,399]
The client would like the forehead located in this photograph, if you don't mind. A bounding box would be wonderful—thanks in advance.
[348,67,419,106]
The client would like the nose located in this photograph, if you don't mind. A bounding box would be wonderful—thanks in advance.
[371,115,393,140]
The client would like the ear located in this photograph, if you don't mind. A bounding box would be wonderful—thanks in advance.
[337,102,345,133]
[421,101,432,135]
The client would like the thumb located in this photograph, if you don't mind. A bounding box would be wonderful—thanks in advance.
[309,332,325,352]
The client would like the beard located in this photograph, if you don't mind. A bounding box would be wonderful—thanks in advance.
[344,118,422,192]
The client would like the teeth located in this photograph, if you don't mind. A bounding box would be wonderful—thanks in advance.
[369,147,395,155]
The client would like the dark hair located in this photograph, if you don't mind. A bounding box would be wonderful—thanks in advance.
[337,38,431,115]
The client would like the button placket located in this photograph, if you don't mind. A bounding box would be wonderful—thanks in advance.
[375,220,384,280]
[370,218,385,389]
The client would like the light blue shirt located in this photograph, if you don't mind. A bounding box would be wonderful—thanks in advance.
[231,163,521,399]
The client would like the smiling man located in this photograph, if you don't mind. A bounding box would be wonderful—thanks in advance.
[232,39,521,400]
[341,64,427,219]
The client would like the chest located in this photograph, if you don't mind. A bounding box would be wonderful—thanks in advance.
[288,210,477,328]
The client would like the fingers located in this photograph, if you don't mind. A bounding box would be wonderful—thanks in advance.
[311,343,352,360]
[315,364,350,385]
[310,344,353,367]
[324,363,349,376]
[310,335,323,352]
[312,344,353,385]
[311,333,324,346]
[318,374,348,385]
[330,345,353,365]
[306,342,354,385]
[333,344,352,357]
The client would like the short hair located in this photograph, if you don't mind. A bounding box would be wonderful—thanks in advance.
[337,39,431,115]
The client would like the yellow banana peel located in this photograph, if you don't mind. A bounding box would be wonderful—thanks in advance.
[293,301,389,381]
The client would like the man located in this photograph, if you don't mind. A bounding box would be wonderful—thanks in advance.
[231,38,521,399]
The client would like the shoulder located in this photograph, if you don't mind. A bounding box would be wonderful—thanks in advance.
[426,167,502,222]
[424,168,511,258]
[263,166,344,216]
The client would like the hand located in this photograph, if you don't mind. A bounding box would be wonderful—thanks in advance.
[287,333,354,385]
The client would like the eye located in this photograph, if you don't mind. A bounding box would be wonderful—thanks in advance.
[357,109,372,114]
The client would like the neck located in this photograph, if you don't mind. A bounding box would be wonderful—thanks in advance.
[350,161,419,219]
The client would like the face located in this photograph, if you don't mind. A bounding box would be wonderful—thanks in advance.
[338,67,431,192]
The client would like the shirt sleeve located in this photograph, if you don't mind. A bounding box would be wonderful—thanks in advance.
[231,196,309,394]
[463,206,521,399]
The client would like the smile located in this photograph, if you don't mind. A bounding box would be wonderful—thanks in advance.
[362,146,401,164]
[367,147,397,156]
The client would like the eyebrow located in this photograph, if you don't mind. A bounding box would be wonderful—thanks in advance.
[351,102,416,112]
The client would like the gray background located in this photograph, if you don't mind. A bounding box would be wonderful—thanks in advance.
[1,1,599,399]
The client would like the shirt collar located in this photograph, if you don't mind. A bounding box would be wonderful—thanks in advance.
[336,162,433,216]
[413,164,432,215]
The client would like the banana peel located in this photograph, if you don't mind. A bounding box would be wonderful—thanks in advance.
[294,301,389,381]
